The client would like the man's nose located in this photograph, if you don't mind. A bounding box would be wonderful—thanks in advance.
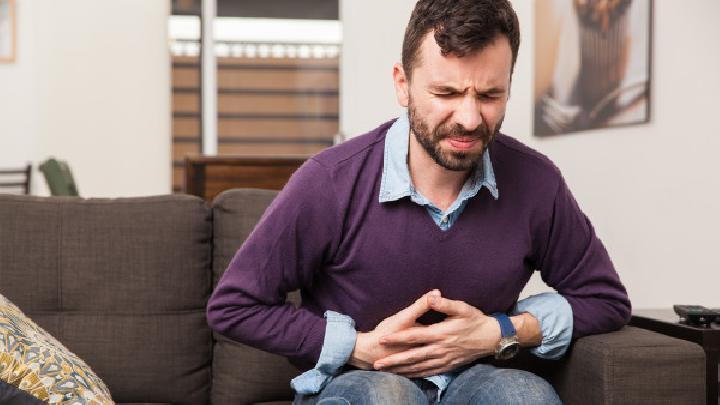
[455,95,483,132]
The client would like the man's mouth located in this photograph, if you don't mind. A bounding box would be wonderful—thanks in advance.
[446,137,481,151]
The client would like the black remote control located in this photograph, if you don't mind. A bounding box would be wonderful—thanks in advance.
[673,305,720,326]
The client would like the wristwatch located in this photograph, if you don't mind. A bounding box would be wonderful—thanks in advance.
[491,313,520,360]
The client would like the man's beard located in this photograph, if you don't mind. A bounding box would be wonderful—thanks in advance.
[408,100,503,172]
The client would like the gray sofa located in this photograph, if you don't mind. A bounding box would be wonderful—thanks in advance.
[0,190,706,404]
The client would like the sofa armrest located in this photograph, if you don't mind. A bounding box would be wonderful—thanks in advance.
[551,326,705,405]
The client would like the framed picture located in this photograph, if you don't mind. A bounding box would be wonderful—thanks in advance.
[534,0,652,136]
[0,0,16,63]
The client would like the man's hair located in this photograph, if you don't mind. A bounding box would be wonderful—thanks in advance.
[401,0,520,81]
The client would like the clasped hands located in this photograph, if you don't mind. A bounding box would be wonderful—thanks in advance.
[349,290,514,378]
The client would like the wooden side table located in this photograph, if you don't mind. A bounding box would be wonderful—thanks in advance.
[631,309,719,405]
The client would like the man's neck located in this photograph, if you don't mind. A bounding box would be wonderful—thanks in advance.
[407,131,470,212]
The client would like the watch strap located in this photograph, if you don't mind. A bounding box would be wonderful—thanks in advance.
[491,312,516,337]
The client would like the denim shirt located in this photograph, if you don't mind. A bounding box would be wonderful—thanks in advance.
[292,112,573,397]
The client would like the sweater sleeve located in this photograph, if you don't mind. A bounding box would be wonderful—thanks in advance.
[536,176,632,339]
[206,158,342,370]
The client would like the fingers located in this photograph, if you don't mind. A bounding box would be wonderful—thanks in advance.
[374,344,442,370]
[395,289,442,322]
[427,296,472,317]
[374,344,462,378]
[380,325,440,345]
[400,362,457,379]
[380,357,456,378]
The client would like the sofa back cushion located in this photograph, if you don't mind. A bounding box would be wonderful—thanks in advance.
[0,195,213,404]
[211,189,300,405]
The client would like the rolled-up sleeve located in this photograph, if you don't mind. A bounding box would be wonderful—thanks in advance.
[512,292,573,359]
[291,311,357,394]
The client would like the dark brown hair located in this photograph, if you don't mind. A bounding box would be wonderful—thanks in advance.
[401,0,520,80]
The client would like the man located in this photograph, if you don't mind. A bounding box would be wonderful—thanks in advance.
[207,0,631,403]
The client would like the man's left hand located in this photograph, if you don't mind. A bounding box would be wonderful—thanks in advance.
[373,295,501,378]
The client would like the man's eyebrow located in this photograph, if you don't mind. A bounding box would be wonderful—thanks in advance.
[427,84,507,94]
[428,84,462,92]
[480,87,507,94]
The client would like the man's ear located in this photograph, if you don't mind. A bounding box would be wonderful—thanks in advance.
[392,63,410,107]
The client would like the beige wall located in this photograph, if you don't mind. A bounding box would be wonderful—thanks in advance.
[0,0,171,197]
[341,0,720,309]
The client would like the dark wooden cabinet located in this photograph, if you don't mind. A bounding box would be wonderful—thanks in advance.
[184,155,307,201]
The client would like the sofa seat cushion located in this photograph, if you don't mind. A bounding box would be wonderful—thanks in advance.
[0,381,46,405]
[0,293,113,404]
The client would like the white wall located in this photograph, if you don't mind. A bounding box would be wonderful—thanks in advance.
[0,0,171,197]
[341,0,720,309]
[0,0,39,168]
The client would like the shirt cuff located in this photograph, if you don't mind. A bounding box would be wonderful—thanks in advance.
[512,292,573,360]
[290,311,357,394]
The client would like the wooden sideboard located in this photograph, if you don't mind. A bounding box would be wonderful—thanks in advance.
[184,155,308,202]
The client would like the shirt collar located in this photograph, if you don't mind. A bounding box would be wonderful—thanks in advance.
[378,110,499,204]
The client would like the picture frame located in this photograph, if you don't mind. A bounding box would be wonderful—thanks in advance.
[534,0,652,136]
[0,0,16,63]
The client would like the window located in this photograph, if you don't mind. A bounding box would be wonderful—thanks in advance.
[169,0,340,193]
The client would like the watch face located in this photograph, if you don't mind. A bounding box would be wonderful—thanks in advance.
[495,337,521,360]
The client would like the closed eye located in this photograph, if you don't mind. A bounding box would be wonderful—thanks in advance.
[433,92,460,98]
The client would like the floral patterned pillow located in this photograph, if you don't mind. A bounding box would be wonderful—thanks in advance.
[0,293,113,404]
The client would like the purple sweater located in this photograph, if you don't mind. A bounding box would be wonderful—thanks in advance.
[207,121,631,370]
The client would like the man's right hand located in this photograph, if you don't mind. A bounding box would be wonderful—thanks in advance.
[348,290,441,370]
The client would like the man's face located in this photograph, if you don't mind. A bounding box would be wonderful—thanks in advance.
[395,32,513,171]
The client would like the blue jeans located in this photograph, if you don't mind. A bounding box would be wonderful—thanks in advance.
[293,364,562,404]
